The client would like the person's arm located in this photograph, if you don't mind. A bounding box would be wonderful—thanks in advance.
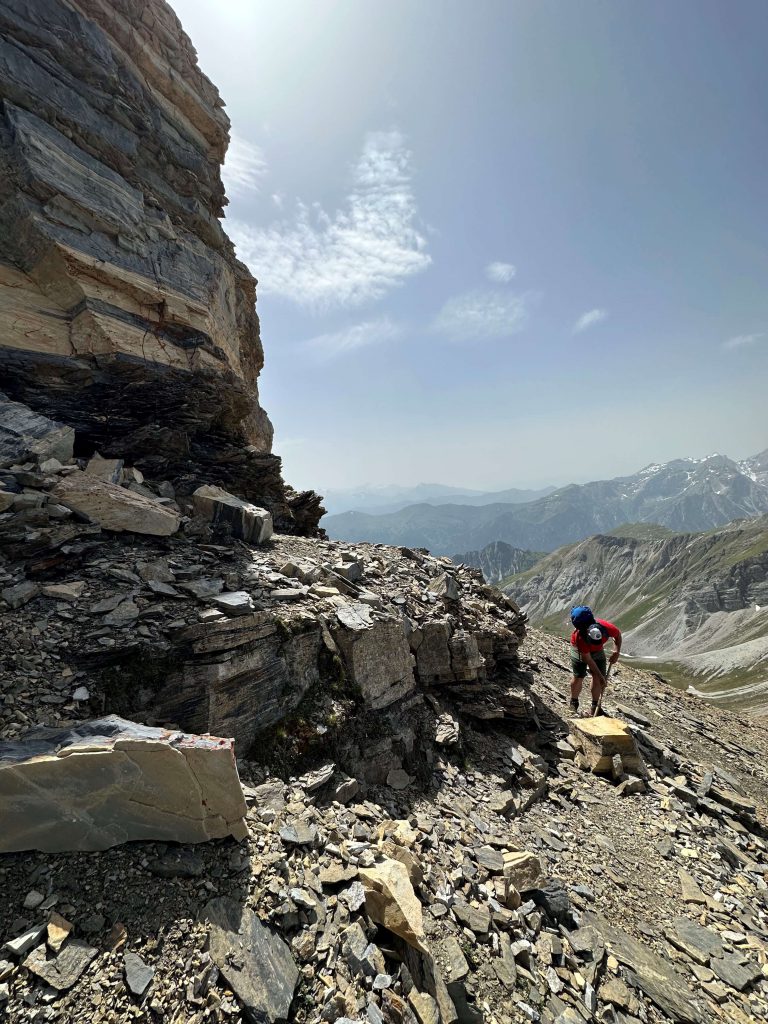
[609,628,623,665]
[584,651,607,685]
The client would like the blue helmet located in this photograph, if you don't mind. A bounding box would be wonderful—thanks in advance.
[570,605,595,629]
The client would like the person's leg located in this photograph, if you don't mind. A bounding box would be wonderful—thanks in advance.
[589,654,608,715]
[570,654,586,712]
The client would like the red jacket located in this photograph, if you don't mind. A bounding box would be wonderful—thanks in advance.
[571,619,621,657]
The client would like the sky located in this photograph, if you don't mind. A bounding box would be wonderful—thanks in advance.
[170,0,768,493]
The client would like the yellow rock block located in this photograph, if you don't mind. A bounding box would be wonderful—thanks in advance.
[359,857,427,951]
[570,716,645,775]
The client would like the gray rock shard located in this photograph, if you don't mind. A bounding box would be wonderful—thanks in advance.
[193,485,273,544]
[0,716,247,853]
[0,391,75,468]
[204,897,298,1023]
[23,940,98,991]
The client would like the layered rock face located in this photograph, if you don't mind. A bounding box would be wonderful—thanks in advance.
[0,0,320,531]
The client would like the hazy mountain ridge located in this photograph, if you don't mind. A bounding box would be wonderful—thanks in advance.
[506,515,768,709]
[450,541,544,584]
[324,451,768,554]
[320,482,555,516]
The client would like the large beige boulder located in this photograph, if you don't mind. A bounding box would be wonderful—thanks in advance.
[0,716,248,852]
[193,484,273,544]
[570,716,645,775]
[359,857,427,951]
[52,474,180,536]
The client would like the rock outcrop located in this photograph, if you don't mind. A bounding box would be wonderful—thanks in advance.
[0,0,321,533]
[0,716,248,852]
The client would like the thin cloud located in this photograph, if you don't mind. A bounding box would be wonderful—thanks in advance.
[303,317,402,361]
[486,261,517,283]
[432,289,534,341]
[222,134,268,197]
[229,130,431,310]
[573,308,608,333]
[723,332,763,350]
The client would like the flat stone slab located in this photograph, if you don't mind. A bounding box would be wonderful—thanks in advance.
[591,914,706,1023]
[0,716,247,852]
[666,917,723,965]
[711,952,763,991]
[24,940,97,990]
[204,897,298,1023]
[124,951,154,997]
[52,474,180,536]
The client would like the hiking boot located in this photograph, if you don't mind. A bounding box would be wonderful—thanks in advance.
[591,704,606,717]
[570,698,579,714]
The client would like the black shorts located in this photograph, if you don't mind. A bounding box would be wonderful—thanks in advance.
[571,648,607,680]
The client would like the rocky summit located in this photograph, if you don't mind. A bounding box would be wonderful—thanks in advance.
[2,3,768,1024]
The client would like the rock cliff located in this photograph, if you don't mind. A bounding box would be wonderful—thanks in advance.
[0,0,321,532]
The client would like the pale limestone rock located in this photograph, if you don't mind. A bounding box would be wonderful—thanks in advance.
[379,840,424,887]
[41,582,86,602]
[570,716,645,775]
[409,990,440,1024]
[359,857,427,951]
[427,572,460,602]
[52,474,180,536]
[415,619,453,682]
[0,716,247,853]
[332,606,415,709]
[193,484,273,544]
[502,851,543,893]
[47,913,73,954]
[84,453,124,483]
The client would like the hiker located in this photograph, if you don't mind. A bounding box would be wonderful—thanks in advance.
[569,605,622,717]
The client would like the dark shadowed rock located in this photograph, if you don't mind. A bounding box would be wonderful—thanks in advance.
[591,916,706,1023]
[204,897,298,1023]
[712,952,763,991]
[23,940,97,991]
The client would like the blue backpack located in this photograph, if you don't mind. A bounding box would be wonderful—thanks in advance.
[570,605,595,630]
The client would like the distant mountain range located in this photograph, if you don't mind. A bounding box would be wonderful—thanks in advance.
[320,482,555,517]
[505,515,768,712]
[324,452,768,555]
[451,541,544,584]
